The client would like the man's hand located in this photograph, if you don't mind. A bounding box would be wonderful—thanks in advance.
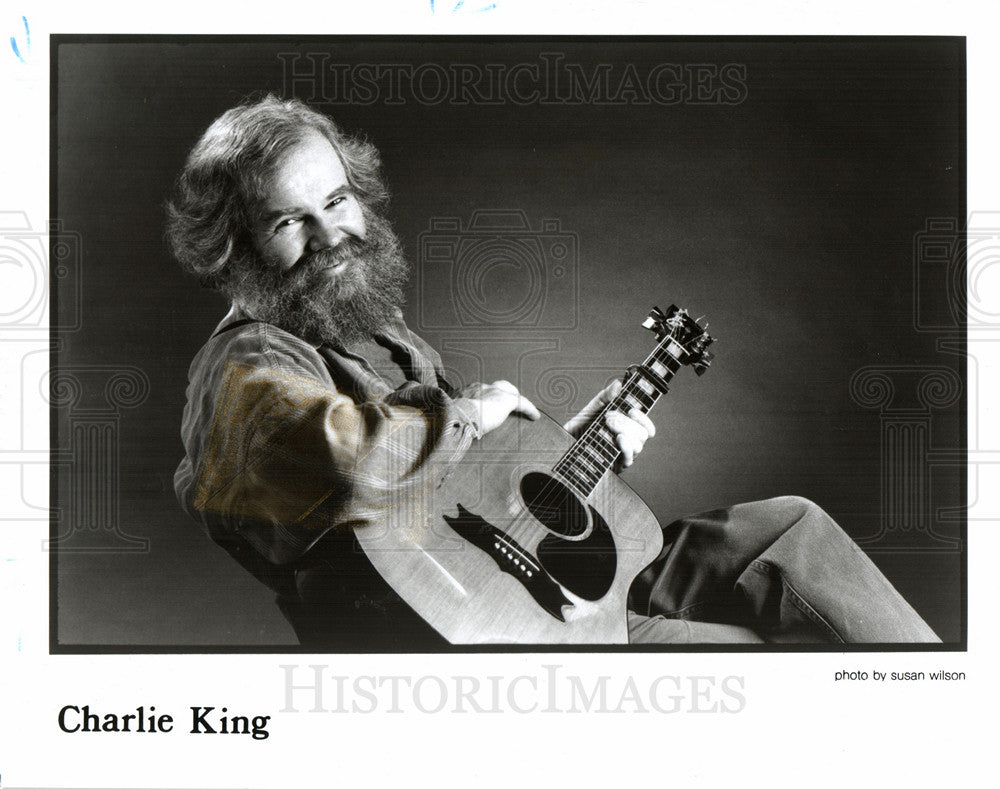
[465,380,541,435]
[563,380,655,468]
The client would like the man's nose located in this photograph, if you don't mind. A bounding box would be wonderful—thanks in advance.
[307,216,345,252]
[307,210,366,252]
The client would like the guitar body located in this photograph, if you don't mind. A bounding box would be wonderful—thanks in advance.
[354,412,664,644]
[355,304,714,644]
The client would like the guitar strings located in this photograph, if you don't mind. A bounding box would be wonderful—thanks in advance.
[554,343,683,496]
[502,333,686,549]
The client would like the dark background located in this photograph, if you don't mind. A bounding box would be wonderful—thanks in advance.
[52,38,966,647]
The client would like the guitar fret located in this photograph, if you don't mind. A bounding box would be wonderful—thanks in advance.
[648,358,669,378]
[648,354,676,374]
[622,393,644,412]
[567,450,603,478]
[661,337,686,360]
[570,443,613,473]
[651,348,681,374]
[577,443,609,471]
[563,464,595,493]
[565,432,618,493]
[561,445,606,471]
[589,430,619,458]
[633,359,677,395]
[552,467,585,497]
[576,465,602,486]
[589,445,616,469]
[624,387,655,410]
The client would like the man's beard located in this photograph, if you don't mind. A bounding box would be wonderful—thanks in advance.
[227,209,409,346]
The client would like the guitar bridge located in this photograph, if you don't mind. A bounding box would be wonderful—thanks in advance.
[442,504,573,622]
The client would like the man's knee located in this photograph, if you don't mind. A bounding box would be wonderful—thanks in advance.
[766,495,821,517]
[662,495,845,568]
[716,495,846,555]
[752,495,837,531]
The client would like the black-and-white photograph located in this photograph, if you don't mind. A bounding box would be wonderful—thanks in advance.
[50,37,965,651]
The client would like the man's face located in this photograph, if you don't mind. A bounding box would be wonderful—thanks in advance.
[251,130,368,276]
[226,129,409,345]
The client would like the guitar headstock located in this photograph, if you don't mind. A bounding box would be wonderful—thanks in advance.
[643,305,715,375]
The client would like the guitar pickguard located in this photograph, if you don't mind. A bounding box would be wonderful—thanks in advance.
[442,500,619,621]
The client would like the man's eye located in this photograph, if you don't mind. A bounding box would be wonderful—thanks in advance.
[275,217,300,232]
[327,196,346,209]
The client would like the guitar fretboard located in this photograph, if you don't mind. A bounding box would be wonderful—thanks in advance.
[552,335,687,498]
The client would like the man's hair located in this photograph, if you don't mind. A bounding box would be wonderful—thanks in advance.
[165,94,389,289]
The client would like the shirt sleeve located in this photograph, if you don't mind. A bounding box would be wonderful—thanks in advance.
[186,327,483,565]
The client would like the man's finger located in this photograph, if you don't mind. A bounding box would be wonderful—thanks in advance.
[515,395,541,421]
[492,380,519,394]
[605,410,650,444]
[601,379,623,404]
[628,407,656,438]
[605,410,650,467]
[620,432,647,466]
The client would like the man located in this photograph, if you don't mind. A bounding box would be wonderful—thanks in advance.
[169,95,939,647]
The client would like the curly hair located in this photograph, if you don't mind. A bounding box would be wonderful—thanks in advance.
[165,95,390,290]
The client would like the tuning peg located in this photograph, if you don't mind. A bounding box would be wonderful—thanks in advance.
[642,305,667,330]
[643,305,674,339]
[690,347,714,376]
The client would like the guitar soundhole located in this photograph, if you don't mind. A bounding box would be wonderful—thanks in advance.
[519,472,591,539]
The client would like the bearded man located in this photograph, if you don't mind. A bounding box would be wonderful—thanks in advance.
[169,95,939,648]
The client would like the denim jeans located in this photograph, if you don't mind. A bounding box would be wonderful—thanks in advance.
[626,496,941,644]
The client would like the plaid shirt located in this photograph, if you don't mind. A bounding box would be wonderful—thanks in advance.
[175,305,483,566]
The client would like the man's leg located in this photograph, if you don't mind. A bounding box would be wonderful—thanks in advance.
[628,496,941,644]
[626,611,766,644]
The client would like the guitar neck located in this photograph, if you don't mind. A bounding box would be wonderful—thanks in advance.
[552,336,686,498]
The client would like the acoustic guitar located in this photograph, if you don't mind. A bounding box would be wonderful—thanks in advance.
[355,306,714,643]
